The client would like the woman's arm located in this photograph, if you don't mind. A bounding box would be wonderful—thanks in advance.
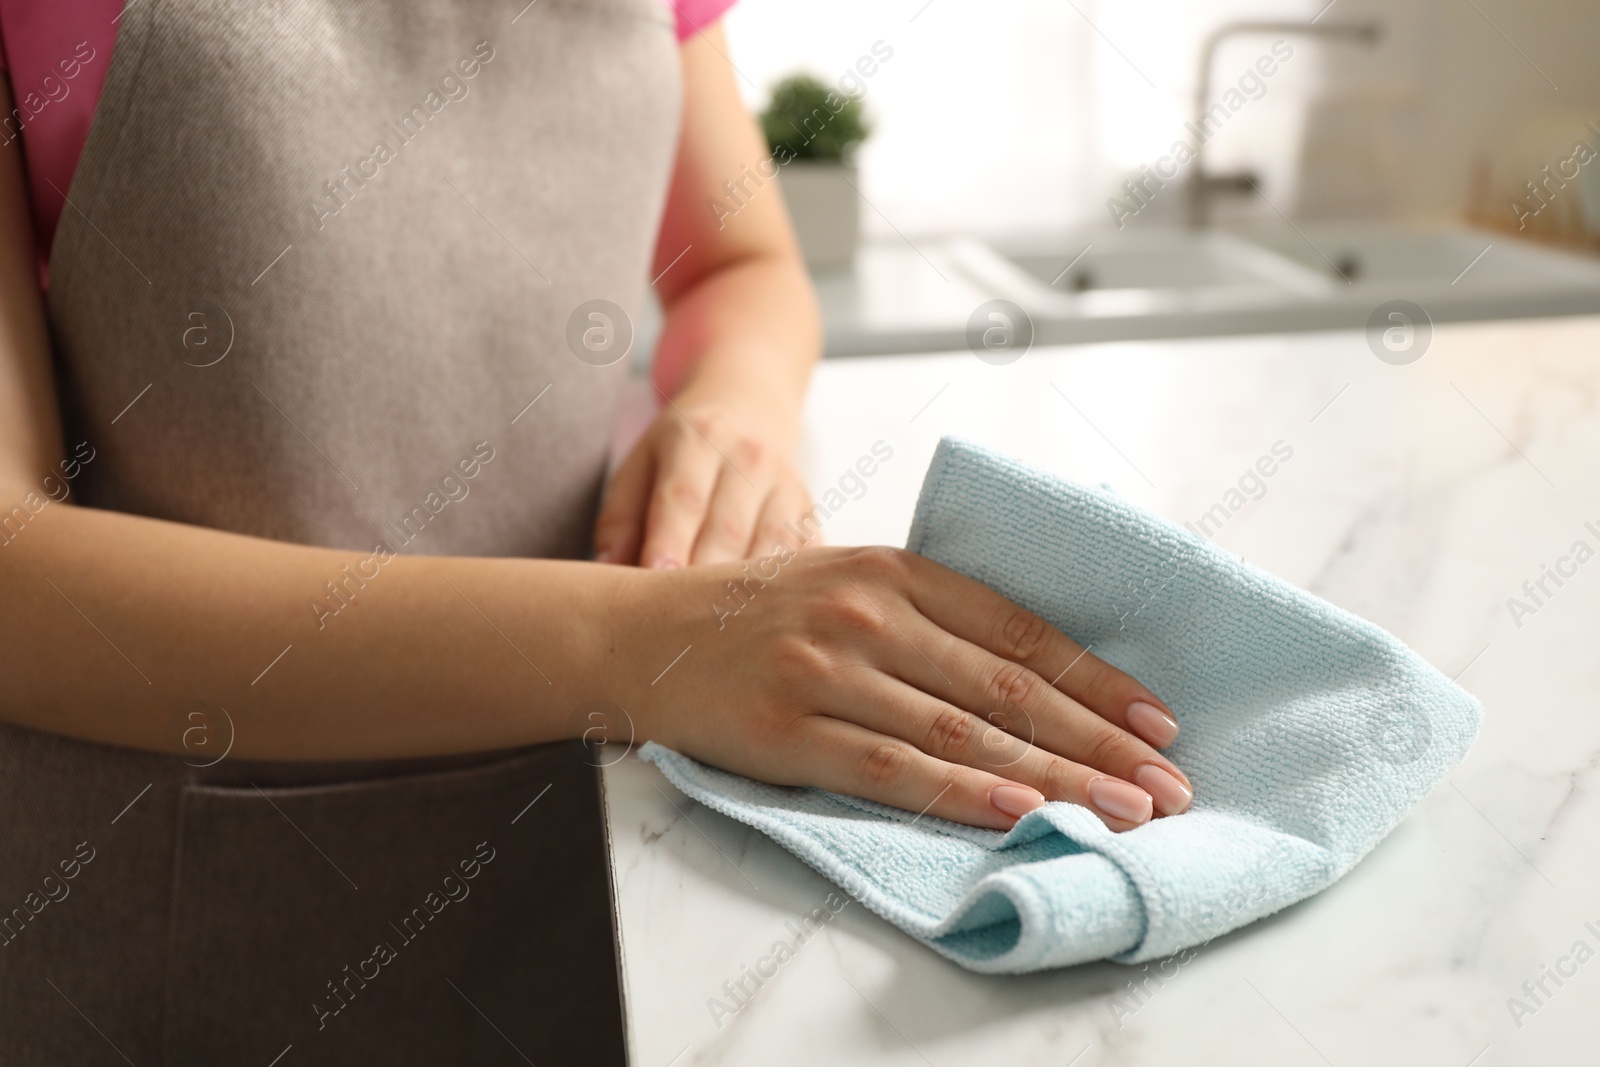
[593,23,821,570]
[647,24,818,415]
[0,78,1190,830]
[0,78,628,761]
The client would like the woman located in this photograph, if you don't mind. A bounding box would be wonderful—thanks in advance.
[0,0,1191,1060]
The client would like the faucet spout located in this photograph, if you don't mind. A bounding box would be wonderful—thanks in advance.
[1186,20,1382,229]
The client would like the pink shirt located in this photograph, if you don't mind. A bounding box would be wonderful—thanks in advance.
[0,0,733,282]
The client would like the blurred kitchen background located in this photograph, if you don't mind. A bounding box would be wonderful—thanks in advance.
[676,0,1600,356]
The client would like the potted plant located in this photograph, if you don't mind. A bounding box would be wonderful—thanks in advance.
[760,74,870,271]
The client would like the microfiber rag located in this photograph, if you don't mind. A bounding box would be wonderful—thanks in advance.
[641,437,1482,972]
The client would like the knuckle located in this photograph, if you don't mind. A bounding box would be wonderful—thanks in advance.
[686,411,724,439]
[987,661,1039,710]
[736,436,767,469]
[861,741,914,789]
[817,587,886,636]
[923,708,975,760]
[998,608,1052,663]
[712,513,750,547]
[772,634,830,679]
[1082,727,1132,771]
[772,709,815,754]
[1041,759,1079,803]
[663,479,706,511]
[848,545,910,584]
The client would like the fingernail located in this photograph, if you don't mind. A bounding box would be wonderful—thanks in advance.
[594,545,618,563]
[1087,776,1153,825]
[1133,763,1193,816]
[649,557,679,570]
[1126,700,1179,747]
[989,783,1046,820]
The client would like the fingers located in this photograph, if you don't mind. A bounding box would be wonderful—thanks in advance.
[593,447,655,565]
[637,432,723,570]
[830,672,1165,830]
[689,465,766,565]
[751,476,815,556]
[617,413,801,567]
[785,714,1052,832]
[876,613,1191,817]
[896,554,1181,747]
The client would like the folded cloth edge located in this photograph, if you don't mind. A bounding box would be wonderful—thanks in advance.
[638,436,1483,971]
[905,437,1483,963]
[641,742,1148,971]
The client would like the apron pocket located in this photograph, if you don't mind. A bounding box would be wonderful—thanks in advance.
[161,740,625,1067]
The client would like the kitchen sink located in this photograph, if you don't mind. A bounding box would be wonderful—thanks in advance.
[815,224,1600,356]
[1231,221,1600,287]
[995,229,1331,296]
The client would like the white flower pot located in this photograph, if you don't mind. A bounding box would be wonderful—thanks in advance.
[777,161,860,271]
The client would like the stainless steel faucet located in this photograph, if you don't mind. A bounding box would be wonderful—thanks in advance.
[1186,20,1382,228]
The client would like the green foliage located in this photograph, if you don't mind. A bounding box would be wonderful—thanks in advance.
[759,74,870,163]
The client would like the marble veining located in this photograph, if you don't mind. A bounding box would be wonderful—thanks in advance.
[608,316,1600,1066]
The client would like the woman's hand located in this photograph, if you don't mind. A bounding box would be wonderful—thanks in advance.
[594,390,815,569]
[614,546,1191,831]
[614,20,820,568]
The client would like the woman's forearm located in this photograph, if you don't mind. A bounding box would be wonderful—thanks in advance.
[0,471,1200,833]
[651,253,819,433]
[0,496,638,760]
[647,25,820,420]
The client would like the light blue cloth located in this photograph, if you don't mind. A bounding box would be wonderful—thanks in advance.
[641,438,1482,972]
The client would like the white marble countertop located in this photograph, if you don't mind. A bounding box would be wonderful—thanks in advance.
[606,315,1600,1066]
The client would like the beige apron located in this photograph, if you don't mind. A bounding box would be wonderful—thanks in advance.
[1,0,681,1061]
